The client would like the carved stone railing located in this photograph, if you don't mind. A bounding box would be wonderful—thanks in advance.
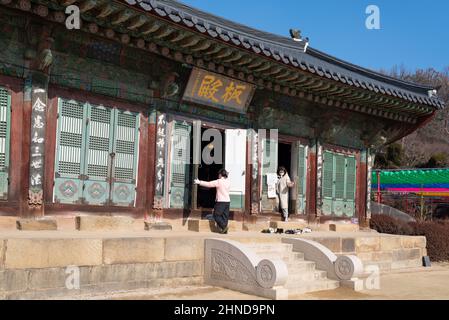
[204,239,288,300]
[282,238,366,291]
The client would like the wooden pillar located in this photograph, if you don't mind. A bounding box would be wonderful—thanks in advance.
[134,111,149,214]
[366,150,374,224]
[152,111,167,219]
[306,139,318,223]
[17,22,55,218]
[356,149,368,226]
[145,108,157,220]
[0,75,25,216]
[244,130,252,216]
[249,129,260,215]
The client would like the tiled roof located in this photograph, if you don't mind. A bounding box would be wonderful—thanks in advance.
[124,0,444,109]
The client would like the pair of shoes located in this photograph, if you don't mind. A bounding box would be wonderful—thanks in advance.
[302,227,312,233]
[275,228,284,234]
[285,229,295,234]
[261,228,276,234]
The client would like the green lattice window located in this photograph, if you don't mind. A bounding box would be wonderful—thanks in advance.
[322,150,357,217]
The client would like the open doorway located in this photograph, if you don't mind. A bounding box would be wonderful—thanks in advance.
[196,127,225,209]
[278,142,292,176]
[278,142,296,214]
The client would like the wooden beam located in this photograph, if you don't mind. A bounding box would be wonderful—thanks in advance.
[234,55,252,67]
[251,62,271,73]
[179,35,201,48]
[152,26,174,39]
[213,48,233,59]
[96,3,115,18]
[168,31,188,43]
[262,66,283,77]
[190,40,212,52]
[202,44,222,56]
[111,9,134,25]
[127,15,148,30]
[221,51,243,63]
[139,20,162,36]
[79,0,97,13]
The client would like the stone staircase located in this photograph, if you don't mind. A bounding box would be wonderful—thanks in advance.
[244,243,340,296]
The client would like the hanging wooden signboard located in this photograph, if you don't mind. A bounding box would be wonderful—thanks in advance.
[183,67,255,114]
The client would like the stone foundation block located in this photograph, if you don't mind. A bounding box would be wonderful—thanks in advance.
[380,236,402,251]
[144,221,173,231]
[0,217,16,230]
[5,239,103,269]
[392,248,422,261]
[29,268,68,290]
[0,240,5,269]
[341,238,356,253]
[0,270,28,292]
[16,218,57,231]
[328,223,359,232]
[103,238,165,264]
[355,237,381,252]
[76,215,135,231]
[164,238,204,261]
[312,237,342,252]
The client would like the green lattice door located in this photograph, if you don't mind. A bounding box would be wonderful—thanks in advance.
[169,121,192,208]
[54,98,140,206]
[321,151,357,217]
[296,144,307,214]
[83,104,114,205]
[111,110,140,206]
[54,99,87,204]
[344,156,356,216]
[260,138,278,211]
[322,151,334,215]
[0,87,11,200]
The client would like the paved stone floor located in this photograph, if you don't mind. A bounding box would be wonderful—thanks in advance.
[68,263,449,300]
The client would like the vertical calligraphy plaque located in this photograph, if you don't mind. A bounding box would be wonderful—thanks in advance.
[28,87,47,207]
[153,112,167,210]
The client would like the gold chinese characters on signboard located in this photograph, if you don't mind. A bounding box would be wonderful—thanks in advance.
[183,68,255,113]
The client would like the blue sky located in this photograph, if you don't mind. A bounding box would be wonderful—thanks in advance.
[180,0,449,73]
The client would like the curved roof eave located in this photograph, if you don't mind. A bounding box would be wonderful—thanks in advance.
[123,0,445,109]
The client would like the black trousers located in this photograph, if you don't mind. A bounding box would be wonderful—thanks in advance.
[213,202,230,230]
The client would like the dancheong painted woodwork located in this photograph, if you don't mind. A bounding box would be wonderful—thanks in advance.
[0,0,444,224]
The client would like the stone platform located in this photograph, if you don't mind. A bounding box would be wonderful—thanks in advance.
[187,219,243,232]
[0,228,427,299]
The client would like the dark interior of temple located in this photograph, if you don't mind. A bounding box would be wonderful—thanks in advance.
[197,128,225,209]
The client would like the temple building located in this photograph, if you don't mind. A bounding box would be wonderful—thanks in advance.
[0,0,444,228]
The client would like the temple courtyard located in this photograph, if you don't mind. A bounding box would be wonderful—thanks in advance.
[1,215,446,300]
[76,263,449,300]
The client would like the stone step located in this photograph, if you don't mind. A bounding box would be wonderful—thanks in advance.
[287,279,340,295]
[269,221,308,230]
[363,260,392,272]
[287,270,328,282]
[254,252,304,262]
[285,260,317,272]
[245,243,293,252]
[187,219,242,232]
